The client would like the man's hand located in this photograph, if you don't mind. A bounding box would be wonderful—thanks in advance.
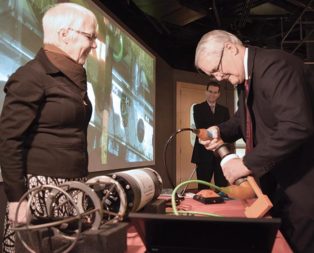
[221,158,251,184]
[8,200,31,224]
[198,126,224,151]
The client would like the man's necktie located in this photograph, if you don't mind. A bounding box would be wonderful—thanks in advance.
[245,79,254,153]
[210,105,215,114]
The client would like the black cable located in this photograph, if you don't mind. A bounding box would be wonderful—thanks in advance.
[163,128,196,189]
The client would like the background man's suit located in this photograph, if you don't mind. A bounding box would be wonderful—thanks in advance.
[191,101,230,189]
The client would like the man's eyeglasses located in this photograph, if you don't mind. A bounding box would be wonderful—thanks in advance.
[196,48,225,78]
[68,28,97,42]
[212,48,224,74]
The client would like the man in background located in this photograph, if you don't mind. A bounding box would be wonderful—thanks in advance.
[191,82,230,189]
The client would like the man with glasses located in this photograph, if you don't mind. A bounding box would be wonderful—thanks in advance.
[195,29,314,253]
[0,3,98,252]
[191,82,230,189]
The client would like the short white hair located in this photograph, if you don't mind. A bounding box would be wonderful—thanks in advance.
[195,30,243,69]
[42,3,98,45]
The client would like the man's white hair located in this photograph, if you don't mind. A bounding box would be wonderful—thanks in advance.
[42,3,98,45]
[195,30,243,69]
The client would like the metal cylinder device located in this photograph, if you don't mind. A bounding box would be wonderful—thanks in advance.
[110,167,163,212]
[86,168,163,219]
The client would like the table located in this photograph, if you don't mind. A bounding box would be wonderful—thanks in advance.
[126,196,293,253]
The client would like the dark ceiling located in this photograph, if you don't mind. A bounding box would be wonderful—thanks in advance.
[99,0,314,72]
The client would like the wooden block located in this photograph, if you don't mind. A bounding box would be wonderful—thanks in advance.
[244,194,273,218]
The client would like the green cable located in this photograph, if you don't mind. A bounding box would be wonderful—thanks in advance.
[171,179,224,216]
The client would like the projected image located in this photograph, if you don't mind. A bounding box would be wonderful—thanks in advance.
[0,0,155,177]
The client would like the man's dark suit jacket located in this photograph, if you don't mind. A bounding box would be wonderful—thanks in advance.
[219,46,314,252]
[191,102,230,164]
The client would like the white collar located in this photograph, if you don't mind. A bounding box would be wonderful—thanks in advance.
[244,47,249,80]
